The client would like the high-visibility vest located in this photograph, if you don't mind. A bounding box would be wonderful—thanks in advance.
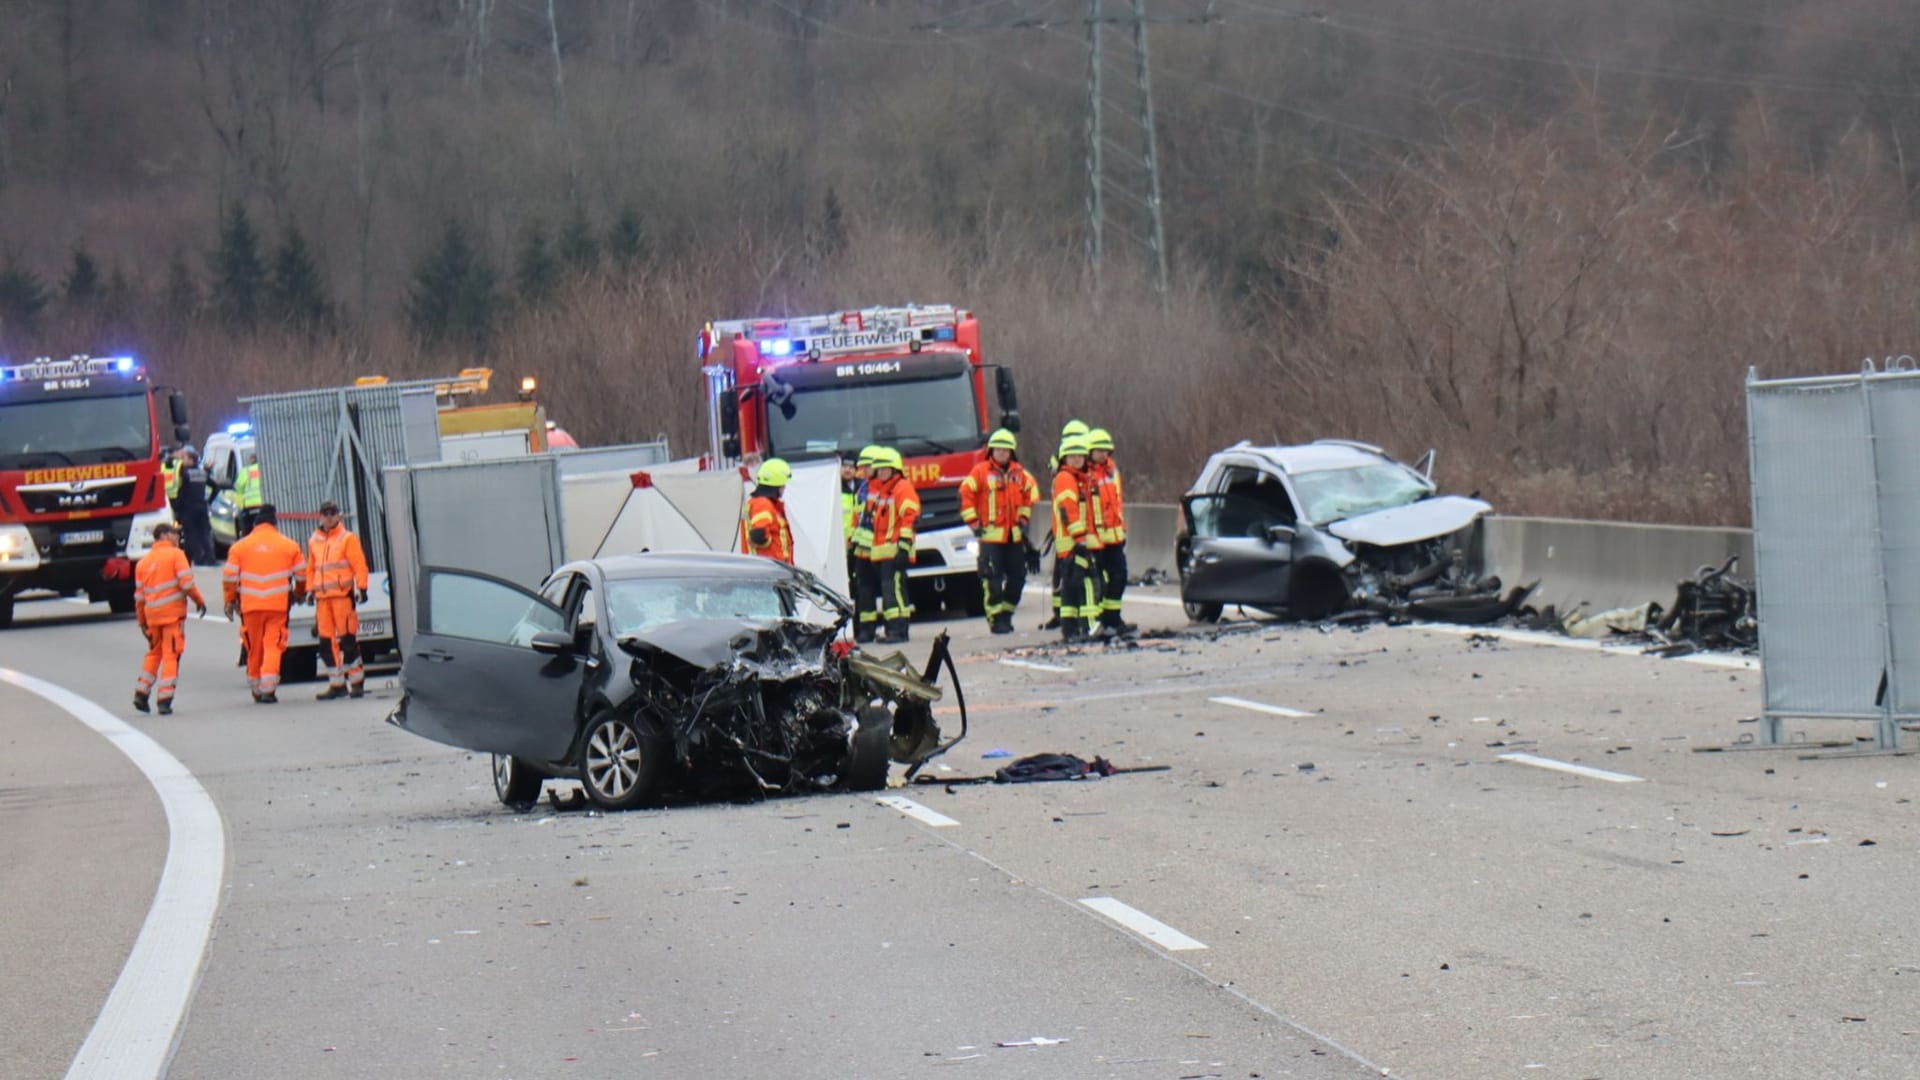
[1091,460,1127,545]
[307,525,370,599]
[865,474,921,561]
[841,484,859,549]
[161,459,182,500]
[134,539,202,625]
[222,524,306,614]
[960,458,1038,544]
[235,462,264,508]
[1051,466,1092,555]
[743,494,794,564]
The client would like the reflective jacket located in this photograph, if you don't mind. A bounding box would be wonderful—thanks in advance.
[841,481,860,550]
[743,490,794,564]
[161,459,182,499]
[865,474,921,560]
[960,458,1039,544]
[1051,465,1093,555]
[307,524,370,599]
[235,462,264,508]
[223,523,306,614]
[134,538,203,626]
[1090,460,1127,545]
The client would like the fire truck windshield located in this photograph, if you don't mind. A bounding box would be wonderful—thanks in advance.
[764,369,980,460]
[0,393,153,469]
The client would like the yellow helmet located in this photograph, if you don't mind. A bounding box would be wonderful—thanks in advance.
[879,448,906,471]
[1061,419,1089,439]
[1059,434,1091,459]
[857,444,883,468]
[756,458,792,487]
[987,428,1017,451]
[1087,428,1114,451]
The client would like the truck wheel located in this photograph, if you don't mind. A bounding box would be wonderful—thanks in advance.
[106,585,136,615]
[961,574,987,618]
[279,647,319,684]
[842,704,894,792]
[492,755,547,811]
[579,713,666,810]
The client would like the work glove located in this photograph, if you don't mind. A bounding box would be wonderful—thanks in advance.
[194,598,209,617]
[968,523,984,539]
[223,600,239,620]
[356,588,368,605]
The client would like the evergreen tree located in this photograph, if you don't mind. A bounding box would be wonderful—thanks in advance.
[64,248,103,304]
[607,206,647,273]
[163,251,200,323]
[0,262,50,334]
[268,225,330,330]
[210,205,267,327]
[516,222,560,306]
[407,220,498,347]
[558,205,599,277]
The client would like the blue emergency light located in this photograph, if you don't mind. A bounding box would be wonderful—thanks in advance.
[112,356,135,372]
[765,339,796,357]
[932,326,956,342]
[226,421,252,435]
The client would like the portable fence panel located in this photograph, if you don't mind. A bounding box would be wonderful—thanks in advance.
[1748,380,1886,717]
[1867,377,1920,718]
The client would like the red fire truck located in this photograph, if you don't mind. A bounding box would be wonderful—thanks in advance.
[698,304,1022,613]
[0,355,191,628]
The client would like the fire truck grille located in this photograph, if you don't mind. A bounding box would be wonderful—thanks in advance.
[19,480,138,515]
[914,485,963,532]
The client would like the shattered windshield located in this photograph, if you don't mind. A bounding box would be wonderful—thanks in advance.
[1290,463,1434,524]
[606,577,791,637]
[0,393,153,469]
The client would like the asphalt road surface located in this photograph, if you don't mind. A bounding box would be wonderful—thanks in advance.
[5,572,1917,1079]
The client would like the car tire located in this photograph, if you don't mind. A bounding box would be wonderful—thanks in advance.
[578,713,666,811]
[1289,565,1348,621]
[493,754,547,811]
[843,704,894,791]
[1176,535,1223,623]
[279,646,319,685]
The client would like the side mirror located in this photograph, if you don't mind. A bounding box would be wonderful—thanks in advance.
[721,433,742,458]
[174,423,193,445]
[1264,524,1296,545]
[995,367,1019,412]
[530,629,573,655]
[1000,410,1021,434]
[169,391,189,427]
[719,389,740,439]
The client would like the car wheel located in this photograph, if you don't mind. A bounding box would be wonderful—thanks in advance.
[579,713,666,810]
[492,754,547,811]
[1176,535,1223,623]
[1289,566,1348,621]
[106,585,137,615]
[842,704,894,791]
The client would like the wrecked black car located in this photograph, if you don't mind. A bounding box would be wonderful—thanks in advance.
[388,553,963,811]
[1176,440,1530,625]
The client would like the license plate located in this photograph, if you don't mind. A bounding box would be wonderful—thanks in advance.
[61,529,105,545]
[360,619,390,638]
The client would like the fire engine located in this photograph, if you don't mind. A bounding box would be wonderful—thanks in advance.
[699,303,1021,613]
[0,354,191,629]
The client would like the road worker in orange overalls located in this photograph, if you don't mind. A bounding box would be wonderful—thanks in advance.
[307,500,371,700]
[743,459,795,565]
[132,521,208,715]
[222,504,306,704]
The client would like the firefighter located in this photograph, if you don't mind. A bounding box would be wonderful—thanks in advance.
[850,445,884,642]
[960,428,1039,635]
[865,447,921,643]
[1086,428,1137,636]
[306,500,371,700]
[222,504,307,704]
[1042,419,1091,631]
[132,522,208,715]
[172,447,216,566]
[1052,434,1099,643]
[744,459,795,565]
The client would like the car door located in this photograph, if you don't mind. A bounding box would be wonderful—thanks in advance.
[1181,491,1296,606]
[394,567,584,762]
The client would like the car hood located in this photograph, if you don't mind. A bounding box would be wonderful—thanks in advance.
[1325,495,1491,547]
[618,617,838,671]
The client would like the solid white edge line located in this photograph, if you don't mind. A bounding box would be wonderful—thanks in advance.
[1209,695,1314,718]
[876,795,960,827]
[997,658,1074,674]
[1411,622,1759,670]
[1125,595,1184,608]
[1497,751,1647,784]
[0,668,229,1080]
[1079,897,1209,951]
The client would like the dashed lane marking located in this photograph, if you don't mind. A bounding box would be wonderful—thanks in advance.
[876,796,960,827]
[1079,897,1208,951]
[0,668,228,1080]
[997,658,1074,674]
[1497,752,1647,784]
[1209,695,1314,718]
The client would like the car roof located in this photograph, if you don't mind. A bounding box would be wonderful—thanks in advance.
[559,551,797,582]
[1217,440,1395,475]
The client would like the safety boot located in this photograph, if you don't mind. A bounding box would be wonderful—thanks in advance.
[156,700,173,716]
[1038,613,1061,631]
[255,692,279,705]
[990,614,1014,635]
[1062,618,1087,643]
[1100,612,1138,636]
[132,691,151,714]
[854,624,877,644]
[315,685,348,701]
[348,685,365,699]
[885,618,911,644]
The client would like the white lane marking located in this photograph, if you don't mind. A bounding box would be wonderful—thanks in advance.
[1412,623,1759,671]
[998,658,1073,674]
[1497,752,1647,784]
[1126,594,1185,608]
[1209,695,1313,718]
[1079,897,1208,951]
[0,668,228,1080]
[876,796,960,827]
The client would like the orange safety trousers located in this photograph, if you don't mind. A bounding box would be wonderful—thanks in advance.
[316,596,364,689]
[242,610,290,696]
[135,623,187,704]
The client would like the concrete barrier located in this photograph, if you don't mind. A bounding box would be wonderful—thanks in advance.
[1026,501,1183,579]
[1477,516,1752,616]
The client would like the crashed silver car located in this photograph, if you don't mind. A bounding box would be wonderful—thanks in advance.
[388,553,964,810]
[1176,440,1527,624]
